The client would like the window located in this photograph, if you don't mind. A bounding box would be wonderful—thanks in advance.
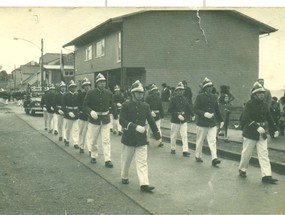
[85,45,92,61]
[64,71,74,76]
[117,32,121,62]
[95,39,105,58]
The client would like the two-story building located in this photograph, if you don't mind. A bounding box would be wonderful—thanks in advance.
[63,10,277,105]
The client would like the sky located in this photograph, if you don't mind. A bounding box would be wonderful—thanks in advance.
[0,1,284,91]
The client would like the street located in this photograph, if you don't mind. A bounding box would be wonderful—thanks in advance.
[1,102,285,214]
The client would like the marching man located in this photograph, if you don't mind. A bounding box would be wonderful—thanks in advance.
[238,82,279,184]
[119,80,161,193]
[145,83,164,147]
[62,80,79,148]
[83,73,118,168]
[112,85,125,135]
[40,87,49,131]
[194,77,223,166]
[46,84,57,134]
[168,82,194,157]
[78,78,91,154]
[53,81,66,141]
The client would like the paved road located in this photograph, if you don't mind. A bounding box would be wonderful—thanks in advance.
[3,102,284,214]
[0,106,150,214]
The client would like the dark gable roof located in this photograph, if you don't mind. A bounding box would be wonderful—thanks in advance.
[63,10,277,48]
[225,10,278,35]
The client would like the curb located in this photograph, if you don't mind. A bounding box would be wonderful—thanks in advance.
[162,133,285,175]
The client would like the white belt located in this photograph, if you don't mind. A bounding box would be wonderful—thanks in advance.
[153,110,160,113]
[97,111,109,116]
[66,106,78,110]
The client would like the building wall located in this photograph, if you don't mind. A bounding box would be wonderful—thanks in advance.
[122,10,260,105]
[74,32,121,79]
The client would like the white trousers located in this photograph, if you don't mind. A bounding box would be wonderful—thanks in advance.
[195,126,218,160]
[88,122,112,161]
[147,119,161,141]
[239,137,271,177]
[53,113,58,132]
[78,119,89,150]
[121,144,149,186]
[85,123,93,153]
[47,112,54,131]
[57,114,64,138]
[65,119,79,146]
[170,122,188,152]
[110,114,121,132]
[43,110,48,129]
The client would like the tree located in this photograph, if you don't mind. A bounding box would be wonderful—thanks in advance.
[0,70,8,81]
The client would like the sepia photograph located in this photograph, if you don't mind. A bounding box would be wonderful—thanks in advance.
[0,1,284,214]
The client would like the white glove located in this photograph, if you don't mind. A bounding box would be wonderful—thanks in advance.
[204,112,214,119]
[117,103,122,108]
[58,109,64,115]
[257,127,265,134]
[178,114,184,121]
[151,111,156,117]
[220,122,224,128]
[136,125,145,133]
[69,112,75,118]
[51,107,54,111]
[192,116,195,121]
[274,131,279,138]
[43,107,47,111]
[90,110,98,120]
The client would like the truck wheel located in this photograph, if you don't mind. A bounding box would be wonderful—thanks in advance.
[25,108,29,114]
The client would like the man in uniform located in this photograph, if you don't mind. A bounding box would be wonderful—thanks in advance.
[40,87,49,131]
[62,80,79,148]
[194,77,224,166]
[46,84,57,134]
[78,78,91,153]
[168,82,194,157]
[145,83,164,147]
[53,81,66,141]
[161,83,171,115]
[83,73,118,168]
[119,80,161,192]
[112,85,125,136]
[238,82,279,184]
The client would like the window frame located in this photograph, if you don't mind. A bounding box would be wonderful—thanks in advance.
[95,39,105,58]
[85,45,93,61]
[116,32,121,62]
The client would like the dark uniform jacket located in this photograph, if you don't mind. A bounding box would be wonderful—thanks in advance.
[241,97,278,141]
[45,92,56,113]
[194,92,223,127]
[53,92,64,114]
[168,95,194,124]
[113,93,125,114]
[78,91,89,121]
[161,87,171,102]
[119,100,161,147]
[145,93,164,121]
[83,88,118,125]
[62,91,79,120]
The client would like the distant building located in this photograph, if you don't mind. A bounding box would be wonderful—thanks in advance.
[11,61,39,91]
[12,53,74,91]
[63,10,277,105]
